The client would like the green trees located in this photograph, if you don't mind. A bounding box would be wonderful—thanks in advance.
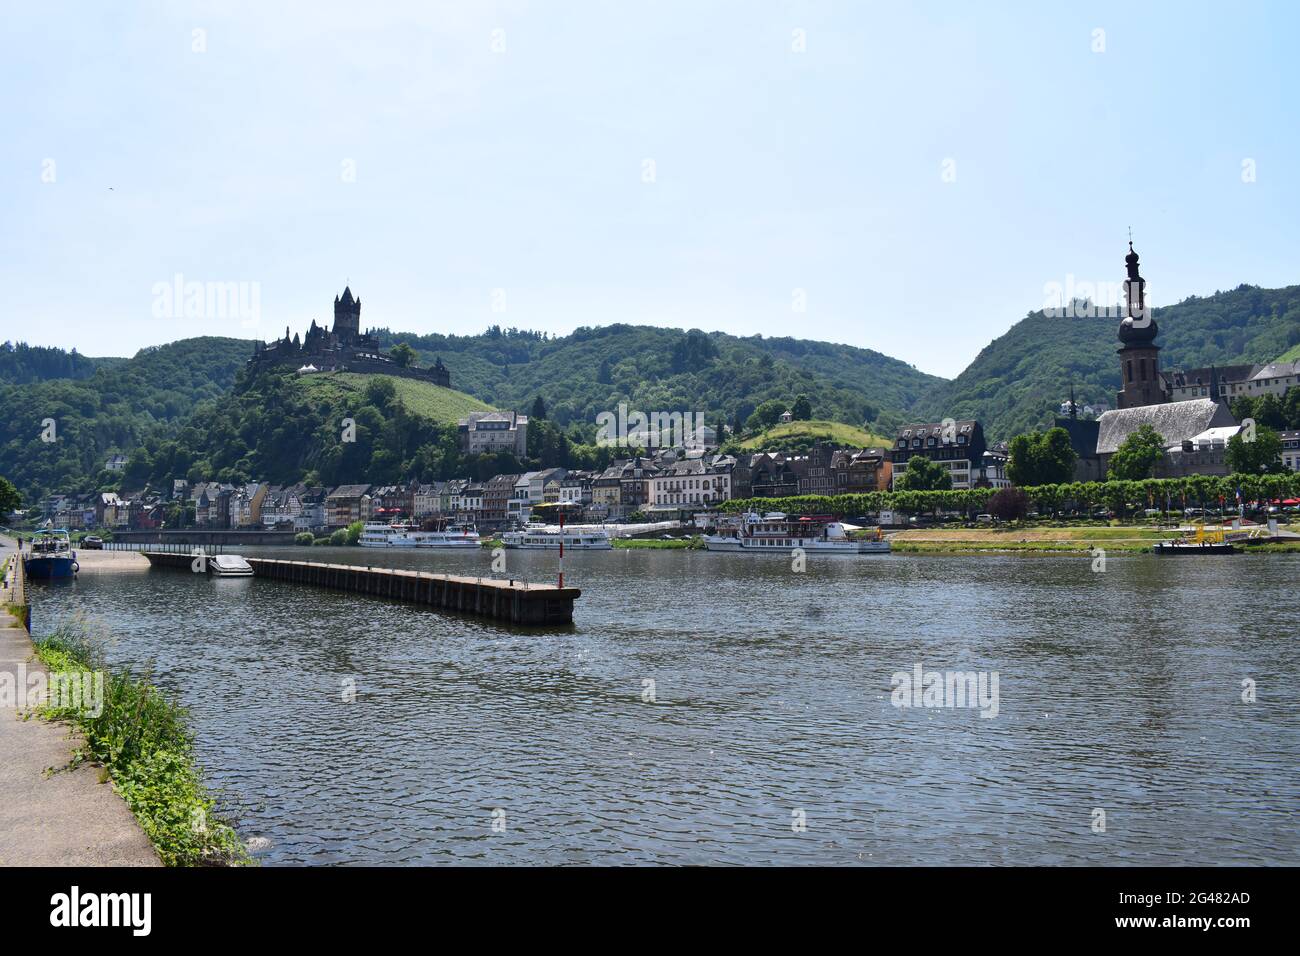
[0,474,20,516]
[745,400,787,434]
[1225,425,1284,474]
[1107,424,1166,480]
[1007,427,1078,486]
[389,343,417,368]
[894,455,953,491]
[530,395,547,420]
[791,395,812,420]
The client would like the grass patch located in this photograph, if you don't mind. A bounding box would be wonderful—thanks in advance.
[297,372,492,424]
[613,536,704,549]
[735,419,893,452]
[32,621,251,867]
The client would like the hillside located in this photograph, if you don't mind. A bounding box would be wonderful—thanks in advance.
[734,420,894,453]
[1274,342,1300,363]
[297,372,491,424]
[366,324,944,437]
[914,284,1300,440]
[0,337,253,502]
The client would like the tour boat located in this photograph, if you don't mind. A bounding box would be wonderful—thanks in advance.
[501,527,613,550]
[358,521,481,549]
[24,528,79,579]
[704,512,890,555]
[209,554,255,576]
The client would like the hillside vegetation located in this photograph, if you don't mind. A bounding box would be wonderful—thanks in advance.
[914,284,1300,440]
[0,337,252,502]
[734,420,894,452]
[297,372,491,424]
[368,324,944,438]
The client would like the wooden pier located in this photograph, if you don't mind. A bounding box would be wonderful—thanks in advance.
[141,552,580,625]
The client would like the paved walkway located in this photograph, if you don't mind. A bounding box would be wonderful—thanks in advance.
[0,537,158,866]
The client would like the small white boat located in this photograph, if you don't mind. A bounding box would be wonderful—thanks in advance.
[209,554,254,577]
[704,512,890,555]
[501,527,613,550]
[358,521,481,549]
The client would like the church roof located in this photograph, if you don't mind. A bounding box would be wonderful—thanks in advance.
[1095,399,1235,455]
[1052,417,1101,457]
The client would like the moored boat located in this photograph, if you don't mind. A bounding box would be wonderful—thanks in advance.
[1154,524,1237,555]
[358,520,481,549]
[209,554,255,576]
[501,527,613,550]
[704,512,890,555]
[24,528,79,579]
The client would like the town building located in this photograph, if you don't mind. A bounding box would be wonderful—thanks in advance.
[890,420,987,489]
[1281,430,1300,472]
[326,484,371,528]
[458,411,529,457]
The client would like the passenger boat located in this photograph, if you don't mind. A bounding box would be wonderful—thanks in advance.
[24,528,79,579]
[209,554,255,576]
[1153,524,1237,555]
[358,520,481,549]
[704,512,890,555]
[501,527,613,550]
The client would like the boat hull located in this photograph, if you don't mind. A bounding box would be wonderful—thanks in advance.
[1153,542,1236,555]
[703,536,889,555]
[24,556,78,579]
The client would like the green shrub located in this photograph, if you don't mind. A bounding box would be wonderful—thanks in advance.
[294,531,314,546]
[328,529,347,546]
[33,623,251,866]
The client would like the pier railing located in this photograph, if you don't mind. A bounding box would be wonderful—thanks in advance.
[105,541,226,554]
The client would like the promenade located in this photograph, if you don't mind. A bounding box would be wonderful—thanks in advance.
[0,535,158,866]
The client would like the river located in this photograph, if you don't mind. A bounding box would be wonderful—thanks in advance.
[26,546,1300,865]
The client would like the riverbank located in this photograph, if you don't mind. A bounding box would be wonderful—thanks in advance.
[889,524,1300,553]
[0,539,159,866]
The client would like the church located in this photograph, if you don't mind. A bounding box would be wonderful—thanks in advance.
[249,287,451,388]
[1056,243,1239,480]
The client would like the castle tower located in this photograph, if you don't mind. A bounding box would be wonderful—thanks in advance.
[333,286,361,344]
[1115,241,1164,409]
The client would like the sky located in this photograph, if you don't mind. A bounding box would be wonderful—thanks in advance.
[1,0,1297,379]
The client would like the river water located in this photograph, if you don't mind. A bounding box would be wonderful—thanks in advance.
[27,546,1300,865]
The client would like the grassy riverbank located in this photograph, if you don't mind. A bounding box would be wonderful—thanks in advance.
[31,623,251,866]
[613,536,703,549]
[890,525,1300,554]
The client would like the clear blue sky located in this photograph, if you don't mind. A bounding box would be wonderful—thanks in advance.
[1,0,1296,378]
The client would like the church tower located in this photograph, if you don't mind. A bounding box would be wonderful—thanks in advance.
[333,286,361,344]
[1115,241,1164,409]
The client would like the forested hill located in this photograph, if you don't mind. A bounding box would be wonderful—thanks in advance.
[0,341,123,384]
[365,323,945,437]
[912,283,1300,441]
[0,337,252,501]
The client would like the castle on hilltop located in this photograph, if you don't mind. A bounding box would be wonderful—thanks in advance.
[249,286,450,387]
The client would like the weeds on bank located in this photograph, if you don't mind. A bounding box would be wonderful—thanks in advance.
[32,622,251,867]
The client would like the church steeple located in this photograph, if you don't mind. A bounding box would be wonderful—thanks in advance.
[1115,235,1164,409]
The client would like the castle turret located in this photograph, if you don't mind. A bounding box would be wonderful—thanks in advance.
[333,286,361,344]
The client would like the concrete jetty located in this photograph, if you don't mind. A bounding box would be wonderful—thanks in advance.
[142,552,581,625]
[0,537,159,866]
